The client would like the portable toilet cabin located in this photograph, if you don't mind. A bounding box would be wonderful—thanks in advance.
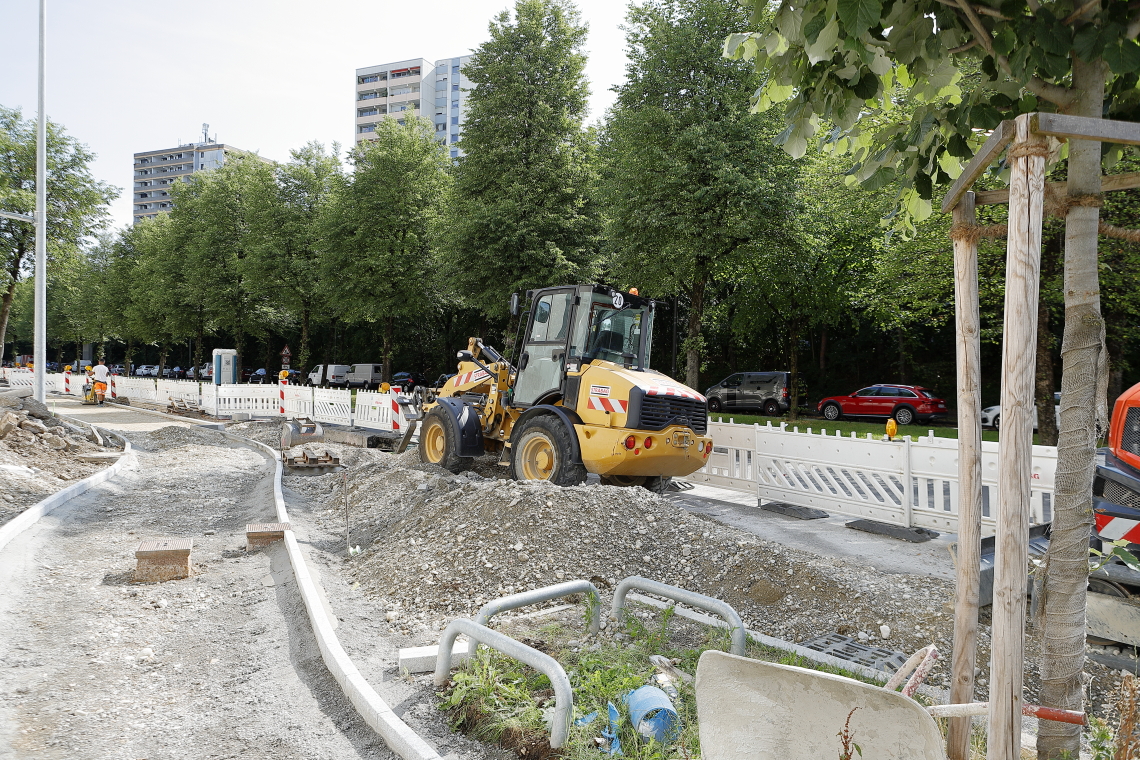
[212,349,238,385]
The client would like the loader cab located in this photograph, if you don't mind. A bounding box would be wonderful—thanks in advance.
[512,285,654,407]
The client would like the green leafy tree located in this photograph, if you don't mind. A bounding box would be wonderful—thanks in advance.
[322,118,450,381]
[598,0,798,389]
[0,106,117,362]
[439,0,600,322]
[728,3,1140,754]
[245,142,342,370]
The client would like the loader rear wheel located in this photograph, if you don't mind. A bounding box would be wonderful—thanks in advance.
[510,416,586,486]
[418,408,470,474]
[601,474,672,493]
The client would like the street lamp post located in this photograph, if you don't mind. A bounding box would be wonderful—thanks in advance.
[33,0,47,404]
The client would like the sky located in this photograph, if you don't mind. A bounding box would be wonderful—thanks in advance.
[0,0,633,231]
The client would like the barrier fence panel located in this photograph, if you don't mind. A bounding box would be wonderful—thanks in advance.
[353,391,408,431]
[313,388,352,426]
[115,377,159,403]
[200,383,217,416]
[282,384,314,419]
[214,385,280,417]
[156,379,201,406]
[4,369,33,388]
[684,420,1056,537]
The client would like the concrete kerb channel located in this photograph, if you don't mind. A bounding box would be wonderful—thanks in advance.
[231,432,447,760]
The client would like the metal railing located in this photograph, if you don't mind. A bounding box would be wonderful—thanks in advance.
[474,579,601,636]
[611,576,747,656]
[434,619,574,748]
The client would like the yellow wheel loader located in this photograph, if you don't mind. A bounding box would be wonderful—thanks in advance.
[415,284,713,490]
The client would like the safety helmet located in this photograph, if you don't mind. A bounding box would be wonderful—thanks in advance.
[85,365,93,371]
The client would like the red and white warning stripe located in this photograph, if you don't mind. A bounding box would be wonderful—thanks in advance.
[453,369,490,387]
[1096,512,1140,543]
[643,385,706,402]
[64,370,70,395]
[110,375,117,399]
[588,396,628,413]
[279,378,287,415]
[391,397,401,431]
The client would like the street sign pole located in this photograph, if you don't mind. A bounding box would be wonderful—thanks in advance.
[32,0,47,403]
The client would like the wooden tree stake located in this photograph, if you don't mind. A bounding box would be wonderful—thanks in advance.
[987,113,1048,760]
[949,190,982,760]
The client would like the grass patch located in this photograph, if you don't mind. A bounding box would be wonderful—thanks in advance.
[437,604,882,759]
[711,414,1011,443]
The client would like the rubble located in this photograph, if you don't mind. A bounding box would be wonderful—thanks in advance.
[0,395,119,526]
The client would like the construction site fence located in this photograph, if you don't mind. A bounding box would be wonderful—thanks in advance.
[685,419,1056,537]
[19,373,411,432]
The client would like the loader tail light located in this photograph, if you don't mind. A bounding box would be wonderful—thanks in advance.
[644,437,653,449]
[624,435,637,450]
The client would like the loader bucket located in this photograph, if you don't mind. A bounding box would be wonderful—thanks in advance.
[694,650,946,760]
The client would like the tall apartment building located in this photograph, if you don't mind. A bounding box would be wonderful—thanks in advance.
[132,131,252,224]
[355,54,474,159]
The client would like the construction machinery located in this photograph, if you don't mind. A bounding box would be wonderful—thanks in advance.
[415,284,713,489]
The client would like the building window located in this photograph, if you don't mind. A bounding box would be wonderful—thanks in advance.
[451,100,458,109]
[450,149,458,158]
[397,119,406,126]
[450,134,459,143]
[451,116,459,125]
[452,64,460,74]
[359,74,380,83]
[435,122,446,131]
[452,83,459,91]
[359,124,376,133]
[359,92,379,100]
[359,108,378,117]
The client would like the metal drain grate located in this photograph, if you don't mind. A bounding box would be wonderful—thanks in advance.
[799,632,910,672]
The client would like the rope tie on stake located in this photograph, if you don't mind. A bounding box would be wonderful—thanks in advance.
[1006,142,1051,160]
[949,222,1008,241]
[1100,222,1140,242]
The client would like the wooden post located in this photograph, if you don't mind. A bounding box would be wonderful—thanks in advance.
[987,114,1048,760]
[948,190,982,760]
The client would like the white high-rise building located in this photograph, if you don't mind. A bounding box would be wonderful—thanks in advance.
[132,130,255,224]
[355,54,474,158]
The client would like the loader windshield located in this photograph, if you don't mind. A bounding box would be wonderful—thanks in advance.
[573,295,654,370]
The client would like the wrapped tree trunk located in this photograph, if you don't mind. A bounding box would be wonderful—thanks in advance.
[1036,57,1109,760]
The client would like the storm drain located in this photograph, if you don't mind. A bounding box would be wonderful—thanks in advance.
[799,632,909,673]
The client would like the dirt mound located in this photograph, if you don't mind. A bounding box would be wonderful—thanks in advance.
[128,425,230,452]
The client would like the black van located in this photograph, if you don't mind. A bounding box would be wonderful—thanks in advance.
[705,371,791,415]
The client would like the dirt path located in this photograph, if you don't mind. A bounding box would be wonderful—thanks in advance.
[0,420,398,760]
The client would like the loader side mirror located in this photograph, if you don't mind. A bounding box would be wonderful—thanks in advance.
[509,293,521,318]
[457,350,474,363]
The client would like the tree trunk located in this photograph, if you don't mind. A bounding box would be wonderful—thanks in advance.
[788,323,801,421]
[0,279,17,365]
[383,316,393,383]
[157,344,168,380]
[194,325,203,382]
[299,307,311,371]
[684,276,707,390]
[125,339,134,378]
[819,326,828,372]
[1036,56,1108,760]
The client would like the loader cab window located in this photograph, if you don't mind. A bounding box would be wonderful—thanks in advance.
[514,290,575,406]
[574,293,653,370]
[529,294,572,343]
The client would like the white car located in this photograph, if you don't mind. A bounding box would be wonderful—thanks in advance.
[981,392,1061,430]
[135,365,158,377]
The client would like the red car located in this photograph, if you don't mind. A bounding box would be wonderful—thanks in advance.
[816,384,947,426]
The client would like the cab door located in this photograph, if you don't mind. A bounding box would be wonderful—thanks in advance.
[514,290,575,406]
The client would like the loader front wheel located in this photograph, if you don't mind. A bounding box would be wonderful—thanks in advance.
[419,408,470,474]
[511,416,586,486]
[601,474,672,493]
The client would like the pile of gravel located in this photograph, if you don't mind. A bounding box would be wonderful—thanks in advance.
[127,425,230,452]
[0,393,117,525]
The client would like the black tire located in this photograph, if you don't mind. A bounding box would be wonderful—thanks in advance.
[763,400,781,417]
[893,406,916,426]
[510,415,587,486]
[993,415,1001,431]
[708,397,723,413]
[821,402,842,421]
[418,407,471,474]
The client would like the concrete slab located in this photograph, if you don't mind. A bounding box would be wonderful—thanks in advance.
[399,641,471,674]
[695,650,946,760]
[47,396,213,433]
[668,483,957,580]
[135,537,193,582]
[246,522,290,549]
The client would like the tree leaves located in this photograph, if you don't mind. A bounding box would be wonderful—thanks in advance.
[837,0,882,37]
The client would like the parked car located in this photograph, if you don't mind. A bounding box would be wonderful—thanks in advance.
[135,365,157,377]
[166,366,187,379]
[108,364,125,375]
[280,369,303,384]
[705,371,791,416]
[981,392,1061,430]
[243,367,268,383]
[345,363,385,390]
[434,373,456,387]
[306,364,350,387]
[816,384,948,426]
[392,371,427,392]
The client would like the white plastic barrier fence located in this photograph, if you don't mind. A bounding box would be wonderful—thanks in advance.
[282,383,314,419]
[313,387,352,426]
[686,420,1056,536]
[4,368,33,387]
[214,385,279,417]
[156,379,201,406]
[354,391,409,432]
[114,376,160,403]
